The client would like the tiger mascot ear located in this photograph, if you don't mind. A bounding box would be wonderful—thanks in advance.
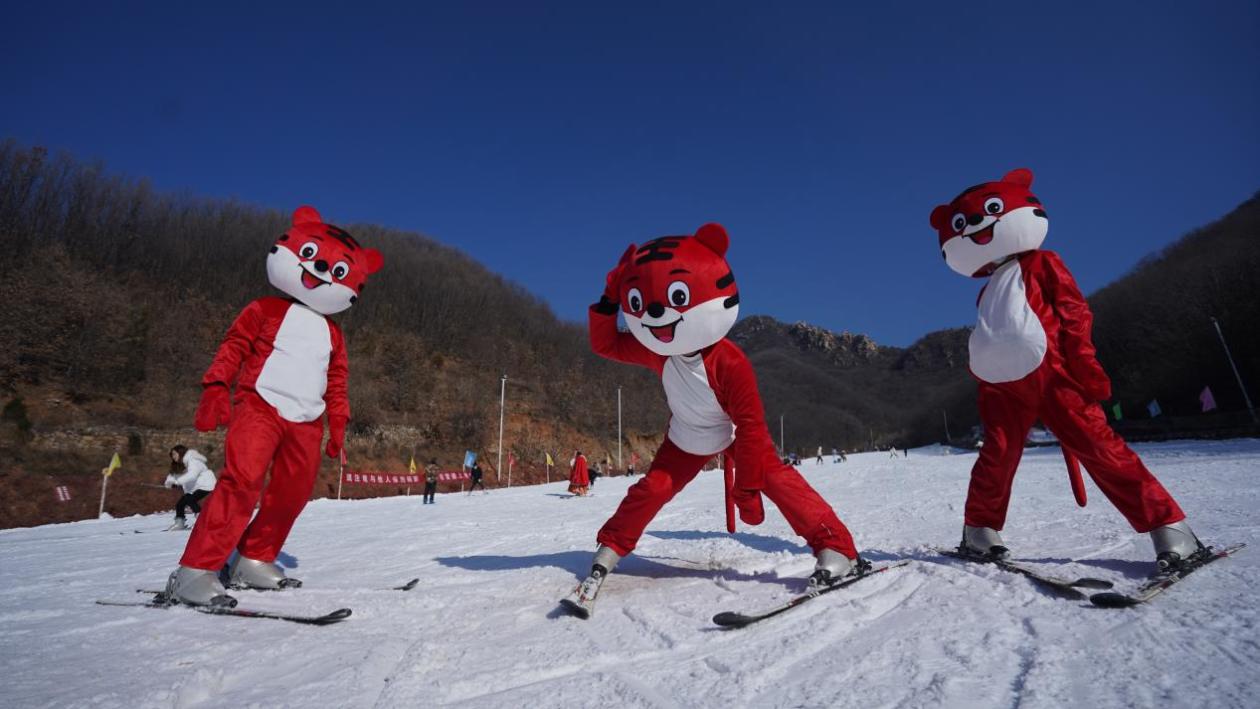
[694,223,729,256]
[292,205,323,226]
[929,205,952,230]
[1001,168,1034,188]
[361,248,384,275]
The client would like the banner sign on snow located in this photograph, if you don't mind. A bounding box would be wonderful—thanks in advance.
[463,450,477,468]
[54,485,72,502]
[345,470,470,485]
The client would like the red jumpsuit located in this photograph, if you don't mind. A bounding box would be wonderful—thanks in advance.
[181,296,348,570]
[590,307,857,559]
[965,250,1184,533]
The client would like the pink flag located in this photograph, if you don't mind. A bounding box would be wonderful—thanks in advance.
[1200,386,1217,412]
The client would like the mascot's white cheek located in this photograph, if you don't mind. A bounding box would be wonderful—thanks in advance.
[625,297,739,356]
[943,207,1048,278]
[266,249,358,315]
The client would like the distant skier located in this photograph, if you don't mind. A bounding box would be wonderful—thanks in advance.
[930,169,1200,570]
[163,445,216,531]
[564,224,862,618]
[815,446,824,465]
[165,206,383,608]
[467,462,486,494]
[568,451,590,496]
[423,460,438,504]
[590,461,602,486]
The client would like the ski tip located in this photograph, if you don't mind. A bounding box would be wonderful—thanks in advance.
[396,578,420,591]
[324,608,353,622]
[712,612,752,628]
[558,599,591,620]
[1089,592,1140,609]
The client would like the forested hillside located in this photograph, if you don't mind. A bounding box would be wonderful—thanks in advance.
[0,140,1256,528]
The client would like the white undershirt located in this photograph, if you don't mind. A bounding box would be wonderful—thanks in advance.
[969,259,1048,384]
[661,353,736,456]
[255,303,333,422]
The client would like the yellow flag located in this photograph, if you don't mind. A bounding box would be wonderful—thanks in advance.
[409,455,417,474]
[104,452,122,477]
[545,452,554,466]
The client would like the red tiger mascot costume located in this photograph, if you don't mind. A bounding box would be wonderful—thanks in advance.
[562,224,861,618]
[929,169,1201,570]
[167,206,382,606]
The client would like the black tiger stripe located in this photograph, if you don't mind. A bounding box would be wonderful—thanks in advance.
[723,292,740,309]
[716,271,735,289]
[635,237,683,264]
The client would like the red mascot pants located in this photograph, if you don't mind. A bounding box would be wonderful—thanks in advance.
[181,392,323,570]
[597,438,857,559]
[965,366,1185,533]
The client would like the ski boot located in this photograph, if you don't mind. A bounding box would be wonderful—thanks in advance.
[960,525,1009,560]
[807,549,869,591]
[561,546,620,619]
[1151,520,1206,573]
[165,566,237,607]
[165,517,189,532]
[228,555,303,590]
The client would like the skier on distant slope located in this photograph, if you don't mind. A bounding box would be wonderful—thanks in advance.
[164,206,383,607]
[163,445,216,531]
[563,223,863,617]
[929,168,1201,570]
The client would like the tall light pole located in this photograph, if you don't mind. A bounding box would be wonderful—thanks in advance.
[1212,317,1257,423]
[617,385,623,469]
[497,374,507,481]
[943,410,953,444]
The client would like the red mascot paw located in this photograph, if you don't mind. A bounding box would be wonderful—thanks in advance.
[733,489,765,526]
[325,417,347,459]
[193,385,231,432]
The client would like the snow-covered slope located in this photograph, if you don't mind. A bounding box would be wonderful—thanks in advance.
[2,440,1257,708]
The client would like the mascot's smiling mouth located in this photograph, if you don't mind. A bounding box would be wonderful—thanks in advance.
[645,318,682,343]
[300,265,330,289]
[968,222,996,245]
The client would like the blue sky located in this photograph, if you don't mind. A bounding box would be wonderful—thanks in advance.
[3,2,1257,346]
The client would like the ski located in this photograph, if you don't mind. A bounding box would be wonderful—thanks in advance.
[1090,543,1246,608]
[712,560,911,629]
[934,547,1113,599]
[96,596,351,625]
[135,577,419,595]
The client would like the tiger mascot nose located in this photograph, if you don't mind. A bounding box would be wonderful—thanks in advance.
[647,302,666,318]
[314,259,329,272]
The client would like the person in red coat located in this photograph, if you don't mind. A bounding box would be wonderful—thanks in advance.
[165,206,383,606]
[568,451,590,496]
[563,224,861,617]
[930,169,1200,570]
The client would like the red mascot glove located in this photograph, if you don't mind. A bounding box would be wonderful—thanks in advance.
[193,384,231,432]
[1074,360,1112,402]
[732,488,765,526]
[325,416,347,459]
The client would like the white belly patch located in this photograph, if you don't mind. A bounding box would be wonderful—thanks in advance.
[969,259,1047,384]
[662,354,736,456]
[256,304,332,422]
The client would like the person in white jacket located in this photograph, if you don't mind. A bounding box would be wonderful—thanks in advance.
[164,445,216,530]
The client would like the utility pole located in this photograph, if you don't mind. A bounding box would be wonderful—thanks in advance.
[943,410,953,444]
[497,375,507,482]
[1211,317,1257,424]
[617,386,623,469]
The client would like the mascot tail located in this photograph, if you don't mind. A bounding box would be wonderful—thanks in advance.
[723,452,736,533]
[1063,448,1087,507]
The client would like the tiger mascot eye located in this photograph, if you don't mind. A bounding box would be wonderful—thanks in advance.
[561,223,864,618]
[930,169,1201,571]
[165,206,383,607]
